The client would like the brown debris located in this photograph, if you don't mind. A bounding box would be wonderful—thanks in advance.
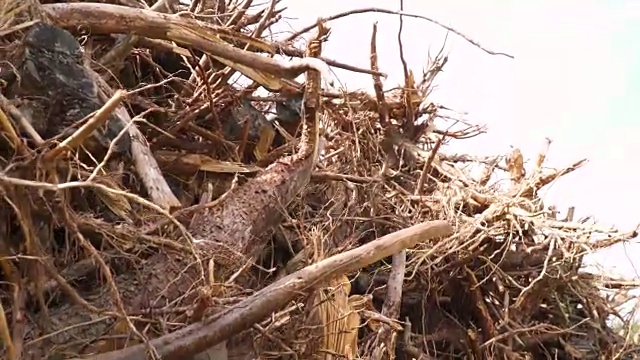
[0,1,638,360]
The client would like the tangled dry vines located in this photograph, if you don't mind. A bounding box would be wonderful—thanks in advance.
[0,1,638,359]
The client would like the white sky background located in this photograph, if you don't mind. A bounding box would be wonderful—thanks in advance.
[273,0,640,280]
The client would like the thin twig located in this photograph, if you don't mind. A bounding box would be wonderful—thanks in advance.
[286,7,514,58]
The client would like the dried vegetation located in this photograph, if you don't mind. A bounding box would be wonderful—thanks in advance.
[0,0,638,359]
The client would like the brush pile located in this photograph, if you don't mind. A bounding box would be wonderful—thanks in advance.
[0,1,638,359]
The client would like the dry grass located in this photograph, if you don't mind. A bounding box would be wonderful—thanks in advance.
[0,0,638,359]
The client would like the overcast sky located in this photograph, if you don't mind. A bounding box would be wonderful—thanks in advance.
[277,0,640,279]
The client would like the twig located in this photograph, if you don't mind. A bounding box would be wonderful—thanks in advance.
[397,0,415,137]
[536,160,589,187]
[286,7,514,59]
[370,22,390,127]
[274,42,387,78]
[0,93,43,147]
[0,299,15,360]
[402,318,434,359]
[414,134,443,195]
[370,248,407,360]
[311,171,379,184]
[0,240,24,360]
[0,98,23,152]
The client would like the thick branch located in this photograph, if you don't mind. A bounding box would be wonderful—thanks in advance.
[74,220,453,360]
[43,3,334,90]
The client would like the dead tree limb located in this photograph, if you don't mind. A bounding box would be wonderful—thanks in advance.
[44,3,335,91]
[73,220,454,360]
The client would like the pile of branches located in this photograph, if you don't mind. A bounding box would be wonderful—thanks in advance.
[0,1,638,359]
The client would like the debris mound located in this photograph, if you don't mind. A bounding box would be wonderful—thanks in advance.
[0,1,638,359]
